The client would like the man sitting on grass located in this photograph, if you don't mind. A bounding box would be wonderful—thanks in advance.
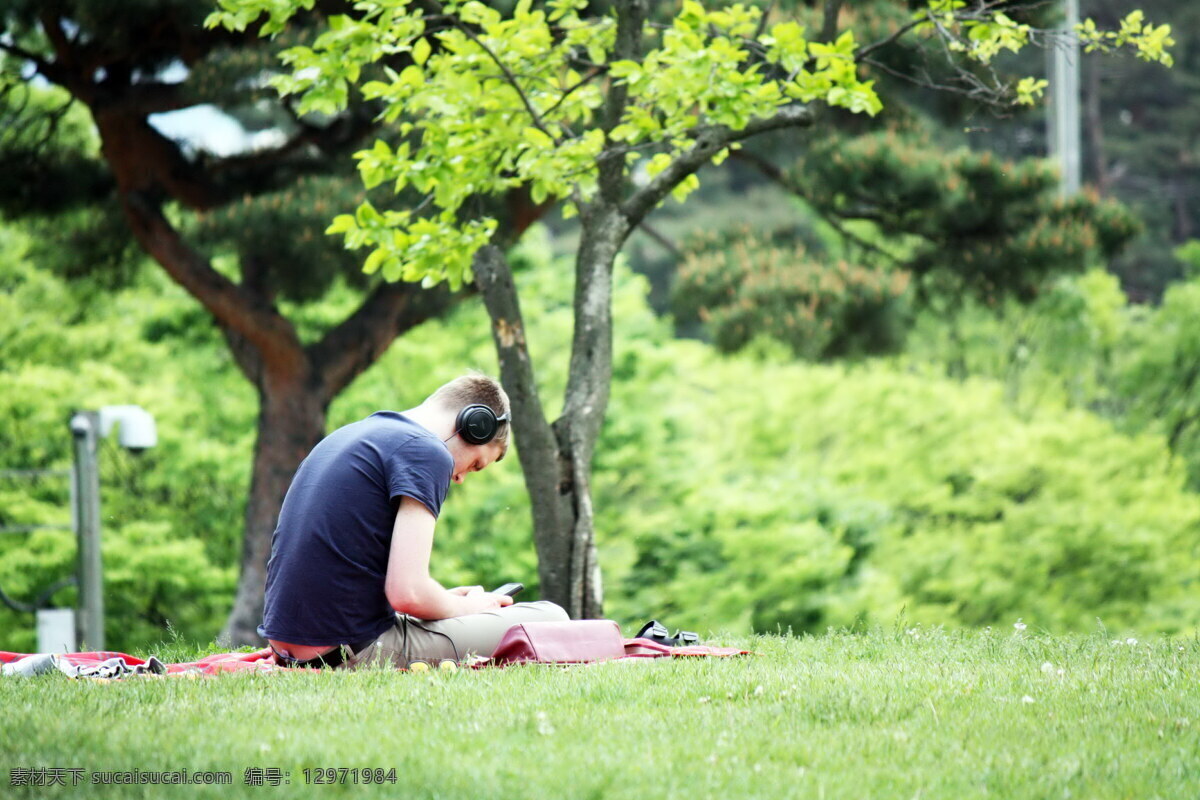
[258,373,568,669]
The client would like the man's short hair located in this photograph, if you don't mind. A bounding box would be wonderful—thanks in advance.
[428,373,511,451]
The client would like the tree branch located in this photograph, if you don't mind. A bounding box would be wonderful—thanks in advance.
[309,280,459,399]
[732,149,904,265]
[620,103,814,226]
[100,81,192,115]
[605,0,647,132]
[820,0,844,44]
[753,1,774,42]
[542,67,605,119]
[204,133,312,176]
[121,191,305,377]
[854,2,1060,110]
[596,0,648,206]
[454,20,556,144]
[637,221,682,259]
[38,11,75,63]
[93,109,225,208]
[862,56,1012,112]
[854,17,926,62]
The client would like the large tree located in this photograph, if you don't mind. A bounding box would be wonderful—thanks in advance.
[213,0,1172,619]
[0,0,549,643]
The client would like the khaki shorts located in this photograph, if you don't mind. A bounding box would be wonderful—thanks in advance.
[344,600,569,670]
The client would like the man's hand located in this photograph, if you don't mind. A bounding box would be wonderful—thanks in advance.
[448,585,514,611]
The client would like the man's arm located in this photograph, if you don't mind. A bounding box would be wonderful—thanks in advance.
[384,496,512,619]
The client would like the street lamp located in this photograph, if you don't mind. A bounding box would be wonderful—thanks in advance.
[68,405,157,650]
[1048,0,1081,196]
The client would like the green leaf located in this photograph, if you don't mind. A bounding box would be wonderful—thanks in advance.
[399,65,424,88]
[363,248,387,275]
[608,60,642,80]
[360,165,385,189]
[549,0,587,23]
[325,214,357,236]
[413,37,431,66]
[1015,77,1049,106]
[523,127,555,150]
[645,153,672,179]
[587,42,607,66]
[355,202,384,226]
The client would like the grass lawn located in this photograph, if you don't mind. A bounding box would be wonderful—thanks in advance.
[2,627,1197,799]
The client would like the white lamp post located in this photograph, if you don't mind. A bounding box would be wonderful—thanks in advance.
[68,405,157,650]
[1048,0,1082,196]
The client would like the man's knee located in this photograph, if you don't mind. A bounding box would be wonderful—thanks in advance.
[513,600,570,622]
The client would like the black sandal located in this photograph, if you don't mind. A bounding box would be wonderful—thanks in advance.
[633,620,700,647]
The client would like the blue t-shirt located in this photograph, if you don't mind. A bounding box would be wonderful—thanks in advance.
[257,412,454,645]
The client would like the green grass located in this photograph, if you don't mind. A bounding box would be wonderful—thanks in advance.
[3,627,1198,799]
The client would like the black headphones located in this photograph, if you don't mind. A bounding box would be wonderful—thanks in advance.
[455,404,509,445]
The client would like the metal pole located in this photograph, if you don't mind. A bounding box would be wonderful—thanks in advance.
[1048,0,1081,196]
[70,411,104,651]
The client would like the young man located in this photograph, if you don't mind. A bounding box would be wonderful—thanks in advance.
[258,374,568,669]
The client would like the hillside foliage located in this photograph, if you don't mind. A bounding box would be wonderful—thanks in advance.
[3,224,1198,650]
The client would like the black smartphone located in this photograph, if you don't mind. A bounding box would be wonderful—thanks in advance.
[492,582,524,598]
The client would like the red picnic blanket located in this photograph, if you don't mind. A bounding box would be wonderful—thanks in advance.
[0,648,279,678]
[1,639,748,679]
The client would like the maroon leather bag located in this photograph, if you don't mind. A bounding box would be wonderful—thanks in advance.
[490,620,625,665]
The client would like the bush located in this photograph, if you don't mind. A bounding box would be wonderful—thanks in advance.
[4,221,1197,650]
[603,349,1200,635]
[673,228,908,359]
[0,227,250,651]
[904,260,1200,495]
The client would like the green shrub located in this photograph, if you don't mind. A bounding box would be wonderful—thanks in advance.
[603,351,1200,635]
[672,228,908,359]
[905,263,1200,495]
[4,221,1197,650]
[0,227,249,651]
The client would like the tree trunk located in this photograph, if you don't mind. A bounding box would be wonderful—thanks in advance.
[556,205,628,617]
[475,202,629,620]
[1083,55,1110,194]
[473,246,575,608]
[221,374,328,644]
